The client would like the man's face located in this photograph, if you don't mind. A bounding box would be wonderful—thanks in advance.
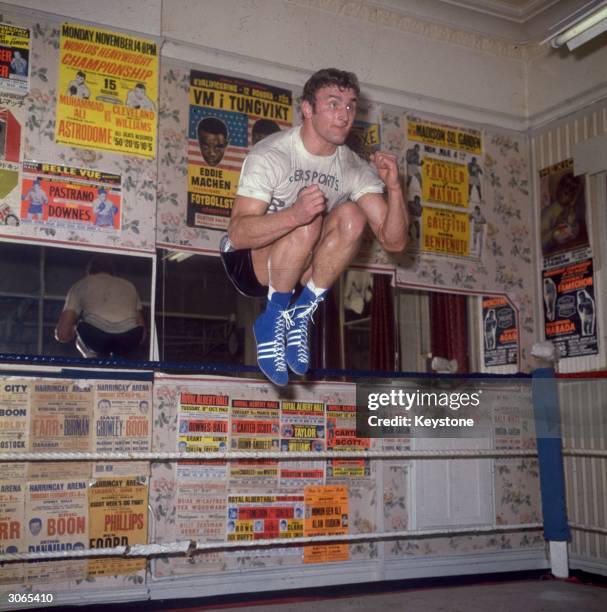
[306,85,357,146]
[76,74,85,85]
[135,87,145,99]
[199,131,227,166]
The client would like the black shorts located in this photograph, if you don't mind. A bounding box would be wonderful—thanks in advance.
[220,248,268,298]
[76,322,144,358]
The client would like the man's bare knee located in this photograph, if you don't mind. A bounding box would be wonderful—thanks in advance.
[328,202,367,244]
[291,215,323,249]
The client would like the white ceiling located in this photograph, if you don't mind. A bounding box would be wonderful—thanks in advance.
[376,0,593,42]
[437,0,561,21]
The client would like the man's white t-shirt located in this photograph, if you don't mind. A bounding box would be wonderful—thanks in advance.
[64,273,142,334]
[236,126,385,214]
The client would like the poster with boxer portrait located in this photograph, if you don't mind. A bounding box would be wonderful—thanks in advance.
[186,71,292,230]
[542,258,598,358]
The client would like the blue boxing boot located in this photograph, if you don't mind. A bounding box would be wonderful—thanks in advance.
[254,290,293,386]
[285,283,327,375]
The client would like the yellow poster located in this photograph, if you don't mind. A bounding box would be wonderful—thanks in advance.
[187,70,292,229]
[407,119,482,154]
[56,23,158,158]
[88,475,148,576]
[422,206,470,257]
[422,157,468,208]
[303,485,349,564]
[0,379,30,453]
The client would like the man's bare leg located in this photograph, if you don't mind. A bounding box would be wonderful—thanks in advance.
[287,201,368,375]
[251,217,323,386]
[251,215,323,292]
[301,201,368,289]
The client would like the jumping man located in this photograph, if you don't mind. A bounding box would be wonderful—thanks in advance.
[221,68,409,385]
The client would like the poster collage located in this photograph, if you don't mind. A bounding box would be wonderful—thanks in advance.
[0,373,539,588]
[539,159,598,359]
[0,12,548,594]
[0,19,491,259]
[0,22,158,236]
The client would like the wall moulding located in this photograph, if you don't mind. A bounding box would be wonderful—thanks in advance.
[161,39,527,132]
[287,0,529,59]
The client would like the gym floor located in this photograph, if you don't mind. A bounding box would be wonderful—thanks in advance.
[58,571,607,612]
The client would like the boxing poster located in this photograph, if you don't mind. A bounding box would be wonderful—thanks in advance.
[186,70,292,230]
[177,391,229,453]
[280,400,325,489]
[482,296,518,367]
[25,477,88,554]
[88,474,148,576]
[226,494,304,546]
[20,161,122,232]
[303,485,349,564]
[30,380,93,452]
[0,107,22,232]
[229,398,280,489]
[346,101,381,162]
[406,116,484,258]
[0,463,26,555]
[542,258,598,358]
[326,403,370,482]
[93,381,152,453]
[539,159,588,263]
[56,23,158,158]
[0,23,30,95]
[0,379,30,453]
[421,206,470,257]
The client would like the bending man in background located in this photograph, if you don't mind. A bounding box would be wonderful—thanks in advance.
[55,255,145,359]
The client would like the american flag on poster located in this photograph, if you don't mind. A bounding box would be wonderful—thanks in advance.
[187,70,292,231]
[188,108,249,171]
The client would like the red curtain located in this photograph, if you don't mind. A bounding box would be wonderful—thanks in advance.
[310,288,341,371]
[430,292,469,373]
[370,274,396,371]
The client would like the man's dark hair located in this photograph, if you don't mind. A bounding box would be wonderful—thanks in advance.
[302,68,360,110]
[76,71,86,79]
[87,254,115,276]
[197,117,228,139]
[252,119,281,143]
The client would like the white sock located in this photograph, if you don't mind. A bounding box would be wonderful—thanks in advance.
[306,279,327,297]
[268,285,293,305]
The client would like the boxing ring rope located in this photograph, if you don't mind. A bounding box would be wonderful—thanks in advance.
[561,449,607,458]
[0,358,574,577]
[569,523,607,536]
[0,449,539,462]
[0,523,544,564]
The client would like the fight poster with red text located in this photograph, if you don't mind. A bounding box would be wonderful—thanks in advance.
[56,23,158,158]
[543,258,598,358]
[20,161,121,232]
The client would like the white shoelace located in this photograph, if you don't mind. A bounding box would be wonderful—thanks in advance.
[285,298,323,362]
[272,313,288,372]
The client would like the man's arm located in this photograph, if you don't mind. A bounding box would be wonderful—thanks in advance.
[55,309,78,343]
[227,185,326,250]
[357,152,409,253]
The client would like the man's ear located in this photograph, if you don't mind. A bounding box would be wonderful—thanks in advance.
[301,99,313,120]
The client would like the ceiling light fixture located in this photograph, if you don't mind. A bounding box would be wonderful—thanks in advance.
[164,250,194,263]
[543,0,607,51]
